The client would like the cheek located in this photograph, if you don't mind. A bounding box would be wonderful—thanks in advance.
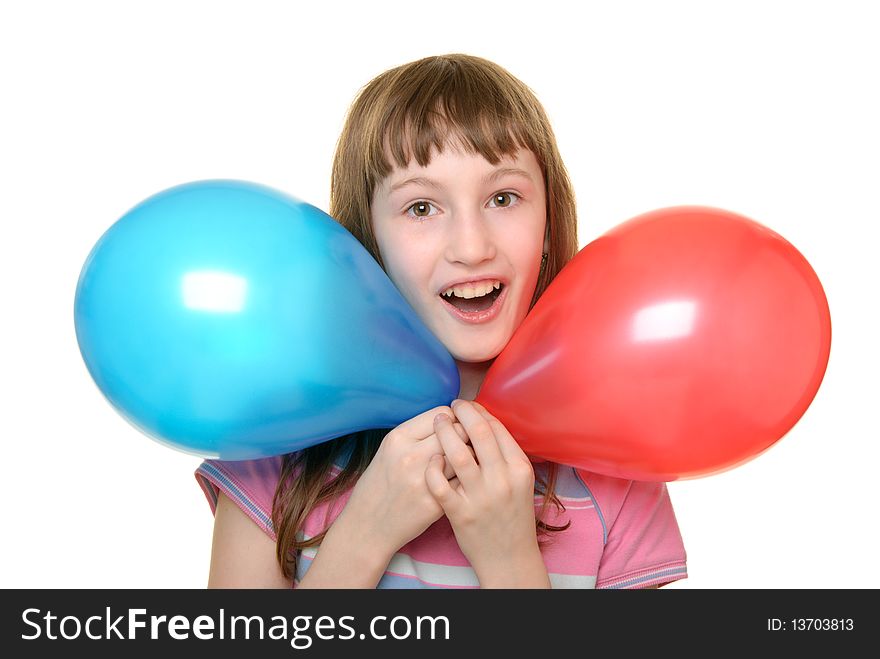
[381,250,431,308]
[507,225,545,274]
[373,225,420,294]
[377,223,444,288]
[507,228,545,311]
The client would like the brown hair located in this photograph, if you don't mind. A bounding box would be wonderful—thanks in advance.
[272,54,579,581]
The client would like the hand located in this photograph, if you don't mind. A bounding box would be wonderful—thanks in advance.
[425,400,550,588]
[335,406,468,562]
[298,408,471,589]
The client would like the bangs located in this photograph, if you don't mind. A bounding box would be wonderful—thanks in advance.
[383,101,535,170]
[364,60,545,182]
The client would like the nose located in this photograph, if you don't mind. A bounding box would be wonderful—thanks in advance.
[444,207,497,266]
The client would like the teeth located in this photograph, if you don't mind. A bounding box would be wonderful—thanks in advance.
[442,280,502,299]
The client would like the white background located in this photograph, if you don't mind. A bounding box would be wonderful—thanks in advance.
[2,1,877,589]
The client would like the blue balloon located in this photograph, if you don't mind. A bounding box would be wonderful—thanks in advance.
[74,180,459,459]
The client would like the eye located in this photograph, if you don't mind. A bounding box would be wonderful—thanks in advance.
[488,192,520,209]
[406,200,438,219]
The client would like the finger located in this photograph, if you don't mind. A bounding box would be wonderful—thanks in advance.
[469,401,530,464]
[434,412,481,489]
[419,423,470,466]
[425,422,469,445]
[439,454,455,480]
[398,405,456,440]
[452,422,469,443]
[425,455,462,513]
[441,445,476,477]
[450,400,504,472]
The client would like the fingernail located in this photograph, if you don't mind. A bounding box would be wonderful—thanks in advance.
[434,413,448,424]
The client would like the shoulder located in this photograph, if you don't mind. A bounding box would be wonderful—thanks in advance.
[572,469,687,588]
[195,455,287,539]
[208,490,291,588]
[574,468,676,532]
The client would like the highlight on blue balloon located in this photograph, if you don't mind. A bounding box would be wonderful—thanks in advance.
[74,180,459,459]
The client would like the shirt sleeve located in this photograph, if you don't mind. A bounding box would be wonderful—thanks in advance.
[195,456,284,541]
[587,472,688,589]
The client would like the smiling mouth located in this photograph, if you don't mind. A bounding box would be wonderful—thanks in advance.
[440,282,505,313]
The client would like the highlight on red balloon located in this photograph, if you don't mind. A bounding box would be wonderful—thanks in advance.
[477,206,831,482]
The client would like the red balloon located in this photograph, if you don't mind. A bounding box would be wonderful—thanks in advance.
[476,206,831,481]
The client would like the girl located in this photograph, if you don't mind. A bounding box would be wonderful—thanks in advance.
[196,54,687,589]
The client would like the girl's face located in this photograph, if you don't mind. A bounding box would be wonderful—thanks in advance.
[371,145,547,363]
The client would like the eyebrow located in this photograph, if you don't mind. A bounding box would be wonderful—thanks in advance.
[388,167,535,193]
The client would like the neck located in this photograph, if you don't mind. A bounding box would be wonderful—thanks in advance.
[455,359,494,401]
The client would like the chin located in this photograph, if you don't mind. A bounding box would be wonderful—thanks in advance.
[447,341,506,365]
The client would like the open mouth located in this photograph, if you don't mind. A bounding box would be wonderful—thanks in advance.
[440,281,505,313]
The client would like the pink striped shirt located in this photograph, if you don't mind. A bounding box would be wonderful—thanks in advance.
[196,455,687,588]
